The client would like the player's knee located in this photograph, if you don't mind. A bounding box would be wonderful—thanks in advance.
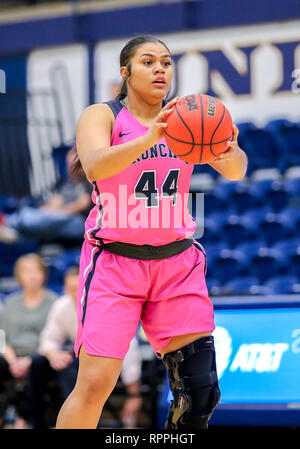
[76,371,114,404]
[162,335,220,429]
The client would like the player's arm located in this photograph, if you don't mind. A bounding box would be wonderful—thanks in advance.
[207,125,248,181]
[76,100,176,181]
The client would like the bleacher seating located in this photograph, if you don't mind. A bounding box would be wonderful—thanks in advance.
[265,120,300,169]
[223,276,261,296]
[290,252,300,278]
[222,215,252,248]
[209,249,247,284]
[230,185,256,214]
[259,214,288,246]
[249,247,284,283]
[263,275,300,295]
[237,124,283,174]
[195,118,300,296]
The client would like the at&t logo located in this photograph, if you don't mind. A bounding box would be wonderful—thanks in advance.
[213,326,289,376]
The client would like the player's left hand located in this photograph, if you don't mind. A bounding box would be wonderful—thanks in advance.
[213,125,240,162]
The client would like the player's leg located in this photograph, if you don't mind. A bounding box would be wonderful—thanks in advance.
[56,346,122,429]
[161,334,220,429]
[59,241,144,428]
[159,331,211,356]
[142,241,219,429]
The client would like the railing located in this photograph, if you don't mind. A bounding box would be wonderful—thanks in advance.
[0,81,72,198]
[0,0,164,9]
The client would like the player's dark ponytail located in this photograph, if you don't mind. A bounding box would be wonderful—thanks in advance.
[117,35,170,99]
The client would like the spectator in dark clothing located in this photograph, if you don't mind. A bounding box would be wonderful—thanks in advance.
[5,148,92,242]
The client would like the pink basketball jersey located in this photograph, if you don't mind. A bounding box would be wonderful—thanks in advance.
[84,99,196,246]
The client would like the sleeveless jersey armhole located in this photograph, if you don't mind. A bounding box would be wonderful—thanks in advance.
[103,99,124,137]
[104,99,124,119]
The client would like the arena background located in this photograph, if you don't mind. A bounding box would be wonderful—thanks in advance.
[0,0,300,429]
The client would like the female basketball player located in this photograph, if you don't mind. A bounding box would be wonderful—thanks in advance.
[56,35,247,429]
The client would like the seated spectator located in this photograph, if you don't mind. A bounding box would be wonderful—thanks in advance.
[117,336,143,428]
[5,147,92,242]
[0,253,57,428]
[26,266,142,428]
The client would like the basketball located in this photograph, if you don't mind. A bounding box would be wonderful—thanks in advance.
[164,94,233,164]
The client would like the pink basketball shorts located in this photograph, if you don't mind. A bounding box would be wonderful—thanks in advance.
[74,239,215,359]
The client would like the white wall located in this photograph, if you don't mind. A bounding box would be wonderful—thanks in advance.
[26,45,89,195]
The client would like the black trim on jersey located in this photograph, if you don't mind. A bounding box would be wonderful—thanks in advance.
[105,97,167,118]
[104,99,123,118]
[82,247,104,327]
[193,242,207,275]
[90,181,104,245]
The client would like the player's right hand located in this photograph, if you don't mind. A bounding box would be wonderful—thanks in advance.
[143,97,178,148]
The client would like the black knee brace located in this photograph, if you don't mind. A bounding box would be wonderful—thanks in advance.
[162,336,220,429]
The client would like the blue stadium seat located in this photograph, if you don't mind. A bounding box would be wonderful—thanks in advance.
[258,213,288,246]
[201,218,220,244]
[285,177,300,197]
[202,241,228,267]
[265,119,293,133]
[52,144,73,184]
[202,211,230,243]
[203,191,223,215]
[45,249,80,289]
[266,121,300,170]
[273,237,300,257]
[289,251,300,278]
[222,215,251,248]
[205,277,222,296]
[263,275,299,295]
[57,248,81,267]
[46,260,66,286]
[231,186,257,214]
[248,179,288,212]
[248,179,274,196]
[214,181,257,214]
[237,127,281,173]
[236,121,258,137]
[250,248,283,283]
[192,162,220,179]
[236,122,258,175]
[211,249,247,284]
[240,207,269,235]
[0,195,20,214]
[264,181,289,212]
[206,209,233,225]
[278,207,300,237]
[0,239,38,277]
[213,181,240,203]
[235,239,267,260]
[222,276,260,296]
[248,180,275,211]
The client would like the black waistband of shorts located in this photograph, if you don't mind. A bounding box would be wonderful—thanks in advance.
[101,238,193,260]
